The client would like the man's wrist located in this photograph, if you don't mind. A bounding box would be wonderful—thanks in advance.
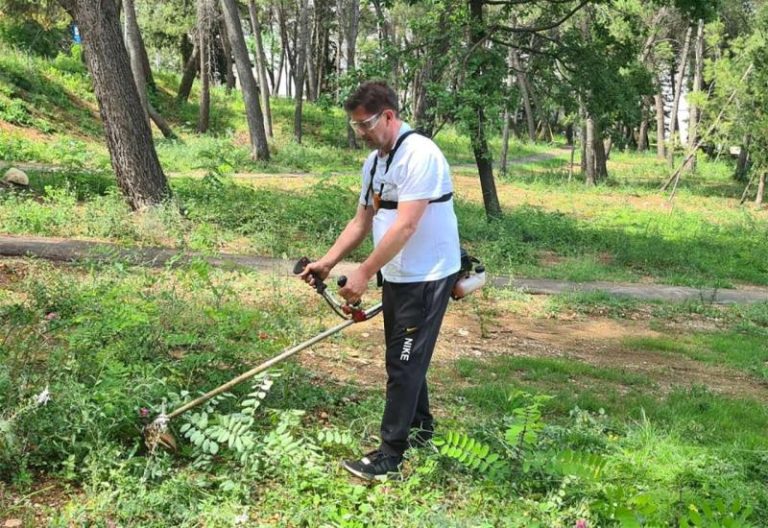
[358,261,377,280]
[320,254,340,268]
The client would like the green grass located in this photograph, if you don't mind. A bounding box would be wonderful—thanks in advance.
[4,160,767,288]
[455,356,768,447]
[0,42,100,135]
[456,355,654,388]
[2,260,767,526]
[624,332,768,380]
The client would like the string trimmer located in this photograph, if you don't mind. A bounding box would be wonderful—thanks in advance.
[143,258,382,453]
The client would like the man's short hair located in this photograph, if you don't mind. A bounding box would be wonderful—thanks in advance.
[344,81,399,115]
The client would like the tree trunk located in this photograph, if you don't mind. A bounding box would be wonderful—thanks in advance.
[735,135,752,182]
[584,115,596,185]
[177,44,199,102]
[500,106,511,177]
[221,0,270,160]
[342,0,359,74]
[684,19,704,172]
[579,104,587,174]
[197,0,213,133]
[147,106,176,139]
[117,0,156,94]
[335,17,341,99]
[277,1,295,97]
[293,0,310,143]
[247,0,273,136]
[412,7,451,137]
[341,0,360,148]
[180,33,194,69]
[305,3,318,101]
[667,26,692,167]
[370,0,391,48]
[654,92,666,159]
[412,59,429,132]
[275,45,285,96]
[756,170,766,207]
[594,124,608,180]
[511,47,535,142]
[219,18,235,94]
[316,9,328,98]
[472,108,502,219]
[123,0,150,129]
[468,0,501,219]
[124,0,175,139]
[638,98,650,151]
[58,0,170,209]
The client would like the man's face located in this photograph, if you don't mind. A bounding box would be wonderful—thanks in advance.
[349,106,393,149]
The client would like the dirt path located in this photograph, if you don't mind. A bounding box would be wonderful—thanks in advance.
[1,149,566,177]
[1,235,766,304]
[301,303,768,403]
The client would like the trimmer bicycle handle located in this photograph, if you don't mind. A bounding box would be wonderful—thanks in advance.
[294,258,367,320]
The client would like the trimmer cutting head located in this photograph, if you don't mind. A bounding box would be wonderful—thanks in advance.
[143,411,177,453]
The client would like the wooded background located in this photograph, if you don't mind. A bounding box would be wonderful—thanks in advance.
[2,0,767,214]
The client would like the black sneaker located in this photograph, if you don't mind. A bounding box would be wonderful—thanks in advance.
[341,449,403,481]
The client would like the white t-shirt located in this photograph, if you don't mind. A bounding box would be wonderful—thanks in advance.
[358,123,460,283]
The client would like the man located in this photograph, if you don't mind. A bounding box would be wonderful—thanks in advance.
[300,80,460,481]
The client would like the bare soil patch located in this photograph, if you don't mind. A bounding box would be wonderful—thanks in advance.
[300,301,768,402]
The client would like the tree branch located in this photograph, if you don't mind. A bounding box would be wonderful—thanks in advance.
[491,0,590,34]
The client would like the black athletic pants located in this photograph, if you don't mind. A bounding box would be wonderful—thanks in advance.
[379,272,457,457]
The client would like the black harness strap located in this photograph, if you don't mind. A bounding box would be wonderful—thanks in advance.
[377,192,452,210]
[364,130,420,209]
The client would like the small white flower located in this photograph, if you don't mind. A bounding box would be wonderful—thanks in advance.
[35,385,51,406]
[234,511,249,525]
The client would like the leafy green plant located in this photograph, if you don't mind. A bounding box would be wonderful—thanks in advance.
[0,386,50,478]
[679,499,754,528]
[504,391,552,455]
[179,374,276,465]
[433,430,506,477]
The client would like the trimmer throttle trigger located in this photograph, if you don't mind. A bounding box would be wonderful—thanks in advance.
[293,256,311,275]
[294,256,327,294]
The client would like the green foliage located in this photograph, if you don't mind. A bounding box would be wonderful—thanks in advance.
[2,261,768,525]
[434,430,506,477]
[679,499,754,528]
[504,392,551,452]
[0,40,100,136]
[0,18,68,57]
[179,375,278,466]
[703,3,768,177]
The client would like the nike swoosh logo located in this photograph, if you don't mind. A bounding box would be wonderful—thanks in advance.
[405,327,418,334]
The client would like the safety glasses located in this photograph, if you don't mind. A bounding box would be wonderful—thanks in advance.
[349,111,383,133]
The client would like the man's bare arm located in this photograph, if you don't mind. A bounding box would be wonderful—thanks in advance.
[338,199,429,302]
[300,204,374,282]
